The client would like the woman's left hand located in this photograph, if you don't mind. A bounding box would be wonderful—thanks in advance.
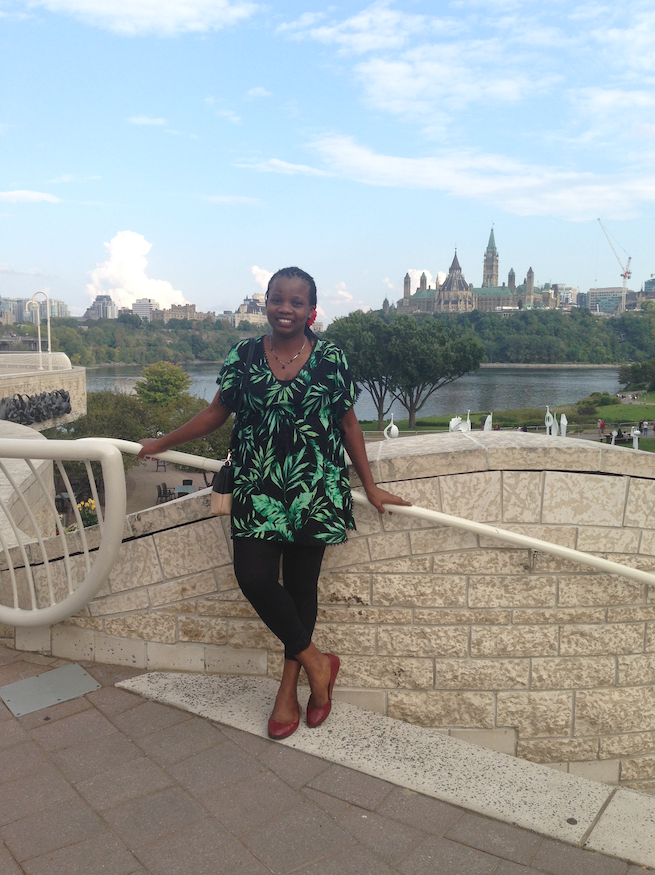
[365,485,412,515]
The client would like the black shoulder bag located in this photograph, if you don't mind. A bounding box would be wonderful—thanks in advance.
[211,337,256,516]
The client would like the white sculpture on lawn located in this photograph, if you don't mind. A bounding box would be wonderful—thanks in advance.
[483,414,493,431]
[545,406,554,436]
[631,426,641,450]
[383,414,399,440]
[560,413,567,437]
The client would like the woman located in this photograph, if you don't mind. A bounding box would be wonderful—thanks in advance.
[138,267,409,739]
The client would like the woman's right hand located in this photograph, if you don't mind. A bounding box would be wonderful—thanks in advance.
[137,437,167,460]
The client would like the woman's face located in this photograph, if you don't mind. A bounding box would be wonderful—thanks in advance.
[266,276,314,338]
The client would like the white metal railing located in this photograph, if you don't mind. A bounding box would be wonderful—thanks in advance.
[0,352,73,374]
[2,435,655,629]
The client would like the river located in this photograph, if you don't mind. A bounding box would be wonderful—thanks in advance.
[85,363,620,421]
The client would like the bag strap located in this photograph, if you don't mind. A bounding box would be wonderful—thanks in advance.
[229,337,257,449]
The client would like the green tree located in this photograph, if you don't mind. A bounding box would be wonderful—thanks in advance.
[388,316,485,427]
[134,362,191,405]
[327,312,396,429]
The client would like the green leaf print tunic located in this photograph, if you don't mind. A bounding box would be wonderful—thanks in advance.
[217,337,358,545]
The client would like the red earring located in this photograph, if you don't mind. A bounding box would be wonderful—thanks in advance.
[307,311,316,327]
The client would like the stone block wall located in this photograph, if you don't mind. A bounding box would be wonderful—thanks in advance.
[12,431,655,788]
[0,366,86,430]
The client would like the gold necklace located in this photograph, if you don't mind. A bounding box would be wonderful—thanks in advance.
[268,336,307,369]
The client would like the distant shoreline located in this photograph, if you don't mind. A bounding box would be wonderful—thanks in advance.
[480,363,621,370]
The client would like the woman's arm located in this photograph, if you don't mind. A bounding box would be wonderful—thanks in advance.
[340,407,411,514]
[137,391,232,459]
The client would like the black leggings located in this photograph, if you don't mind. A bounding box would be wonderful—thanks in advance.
[233,539,326,661]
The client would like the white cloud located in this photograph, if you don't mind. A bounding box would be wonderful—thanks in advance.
[251,265,272,291]
[247,86,272,97]
[309,134,655,220]
[0,190,60,203]
[236,158,331,176]
[0,263,44,276]
[277,11,326,33]
[166,129,199,138]
[215,109,241,124]
[321,280,370,315]
[129,116,167,125]
[406,269,434,290]
[86,231,189,309]
[382,277,394,289]
[26,0,258,36]
[204,195,261,204]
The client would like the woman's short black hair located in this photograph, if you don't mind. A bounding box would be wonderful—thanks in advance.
[266,267,318,339]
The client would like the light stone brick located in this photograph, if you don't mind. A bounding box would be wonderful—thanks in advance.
[450,728,517,756]
[62,616,104,630]
[438,550,530,575]
[107,536,161,593]
[576,687,655,735]
[15,626,51,653]
[157,602,196,613]
[312,623,376,655]
[569,760,620,783]
[471,625,558,657]
[640,530,655,556]
[332,689,386,714]
[367,532,410,562]
[197,593,257,618]
[531,553,592,574]
[560,623,644,656]
[372,574,466,607]
[146,641,204,672]
[351,497,383,535]
[478,526,576,550]
[377,626,468,658]
[267,652,284,679]
[409,528,478,556]
[434,658,528,690]
[380,479,440,532]
[153,517,230,578]
[356,557,432,573]
[51,625,94,660]
[619,755,655,782]
[387,690,495,728]
[645,623,655,651]
[318,573,370,606]
[618,654,655,685]
[502,471,543,523]
[558,575,644,607]
[204,645,267,676]
[105,612,176,644]
[414,609,511,625]
[542,472,627,526]
[625,478,655,527]
[497,691,573,737]
[214,566,239,591]
[609,606,655,622]
[148,571,218,608]
[373,443,488,485]
[513,608,605,625]
[517,737,599,764]
[338,656,433,689]
[531,656,615,690]
[88,589,149,616]
[321,537,370,570]
[487,442,602,475]
[469,576,556,608]
[94,633,146,668]
[178,615,227,646]
[227,619,284,651]
[317,607,412,624]
[439,471,502,522]
[600,730,655,759]
[576,527,640,554]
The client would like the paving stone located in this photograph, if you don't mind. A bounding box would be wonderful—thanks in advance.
[307,763,394,811]
[0,719,29,750]
[256,743,330,789]
[79,661,145,686]
[75,756,174,811]
[135,716,226,766]
[85,685,145,718]
[169,740,263,796]
[51,732,143,783]
[240,802,355,873]
[0,660,52,686]
[202,768,303,835]
[0,701,14,720]
[102,786,207,850]
[396,835,499,875]
[376,787,464,836]
[531,838,628,875]
[111,701,191,737]
[134,817,253,875]
[18,696,93,730]
[338,805,426,864]
[229,861,274,875]
[295,843,397,874]
[0,741,50,784]
[29,708,117,751]
[21,832,141,875]
[626,867,655,875]
[0,840,23,874]
[495,864,544,875]
[218,723,272,755]
[445,812,542,864]
[1,796,104,861]
[0,768,77,826]
[302,786,352,819]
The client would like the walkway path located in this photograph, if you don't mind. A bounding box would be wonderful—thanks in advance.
[0,645,651,875]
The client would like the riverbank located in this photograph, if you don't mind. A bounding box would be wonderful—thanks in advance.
[480,363,621,369]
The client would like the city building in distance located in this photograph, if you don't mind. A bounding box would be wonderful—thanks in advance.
[1,296,70,324]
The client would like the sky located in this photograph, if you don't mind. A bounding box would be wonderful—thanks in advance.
[0,0,654,323]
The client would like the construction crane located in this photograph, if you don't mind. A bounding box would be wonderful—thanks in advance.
[598,218,632,313]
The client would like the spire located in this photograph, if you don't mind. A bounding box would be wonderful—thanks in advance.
[450,251,461,273]
[486,227,496,252]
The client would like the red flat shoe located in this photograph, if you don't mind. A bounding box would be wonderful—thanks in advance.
[307,653,340,729]
[268,705,300,740]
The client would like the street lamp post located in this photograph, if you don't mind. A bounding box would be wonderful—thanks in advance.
[28,290,52,370]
